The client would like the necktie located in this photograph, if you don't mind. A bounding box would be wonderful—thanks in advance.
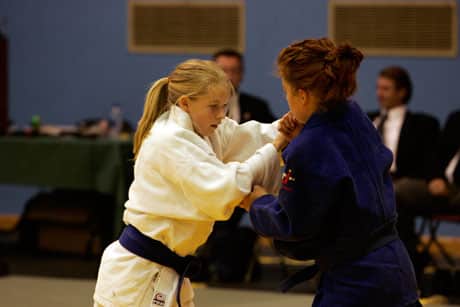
[376,113,388,137]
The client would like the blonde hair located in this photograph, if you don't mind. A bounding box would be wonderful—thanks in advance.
[133,59,234,159]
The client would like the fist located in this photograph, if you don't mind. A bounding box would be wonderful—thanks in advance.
[279,112,303,141]
[240,185,268,211]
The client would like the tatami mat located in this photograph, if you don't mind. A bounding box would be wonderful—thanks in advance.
[0,275,312,307]
[1,275,459,307]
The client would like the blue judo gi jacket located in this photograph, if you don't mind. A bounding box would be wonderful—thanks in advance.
[250,101,419,306]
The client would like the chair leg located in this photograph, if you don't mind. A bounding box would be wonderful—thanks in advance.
[428,219,457,270]
[279,256,289,279]
[244,244,259,283]
[417,217,428,238]
[420,219,438,255]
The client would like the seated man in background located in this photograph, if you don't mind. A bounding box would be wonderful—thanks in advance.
[368,66,441,286]
[193,49,277,283]
[428,110,460,210]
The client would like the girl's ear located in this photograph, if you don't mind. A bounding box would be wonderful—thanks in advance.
[178,96,190,113]
[297,88,308,105]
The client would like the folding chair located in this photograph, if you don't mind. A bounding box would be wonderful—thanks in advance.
[419,213,460,270]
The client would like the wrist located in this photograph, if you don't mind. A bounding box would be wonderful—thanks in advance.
[273,138,288,152]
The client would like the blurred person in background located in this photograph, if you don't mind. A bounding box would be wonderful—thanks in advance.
[192,49,278,283]
[368,66,441,287]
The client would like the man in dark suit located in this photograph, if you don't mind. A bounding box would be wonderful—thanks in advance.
[212,49,275,123]
[428,110,460,209]
[368,66,441,285]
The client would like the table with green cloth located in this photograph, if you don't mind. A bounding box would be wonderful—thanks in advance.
[0,136,133,239]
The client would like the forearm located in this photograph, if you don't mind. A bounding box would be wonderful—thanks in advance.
[249,194,292,239]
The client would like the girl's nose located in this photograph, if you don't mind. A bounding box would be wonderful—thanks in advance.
[217,106,227,119]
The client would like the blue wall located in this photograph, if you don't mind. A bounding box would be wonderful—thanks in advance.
[1,0,459,128]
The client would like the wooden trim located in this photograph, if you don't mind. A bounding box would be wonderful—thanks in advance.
[127,0,245,54]
[329,0,457,57]
[0,214,20,232]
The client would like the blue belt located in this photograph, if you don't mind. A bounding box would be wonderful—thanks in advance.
[119,225,201,307]
[279,220,399,292]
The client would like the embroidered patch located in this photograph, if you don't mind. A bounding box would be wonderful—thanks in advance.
[152,292,166,306]
[281,168,295,191]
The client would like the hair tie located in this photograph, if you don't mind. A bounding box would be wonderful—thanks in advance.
[325,48,337,63]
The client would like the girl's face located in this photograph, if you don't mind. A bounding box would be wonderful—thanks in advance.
[281,78,309,123]
[181,84,230,137]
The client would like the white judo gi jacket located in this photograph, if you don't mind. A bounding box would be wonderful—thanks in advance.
[123,105,281,256]
[94,105,281,306]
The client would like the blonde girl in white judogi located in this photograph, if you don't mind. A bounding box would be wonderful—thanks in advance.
[93,59,287,307]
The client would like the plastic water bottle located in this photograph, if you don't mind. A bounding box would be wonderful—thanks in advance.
[110,104,123,137]
[30,114,41,136]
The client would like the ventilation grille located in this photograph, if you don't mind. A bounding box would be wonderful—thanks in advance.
[329,0,458,57]
[128,0,245,54]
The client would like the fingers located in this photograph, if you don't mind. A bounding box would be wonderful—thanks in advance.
[252,185,267,195]
[278,126,293,138]
[239,185,269,211]
[239,197,251,212]
[287,113,299,128]
[280,113,297,131]
[279,112,300,134]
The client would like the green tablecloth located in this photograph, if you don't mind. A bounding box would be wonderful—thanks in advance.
[0,136,134,238]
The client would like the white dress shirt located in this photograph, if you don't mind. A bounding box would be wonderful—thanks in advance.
[445,150,460,184]
[227,94,241,123]
[373,105,407,173]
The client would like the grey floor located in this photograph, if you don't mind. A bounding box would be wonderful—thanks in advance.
[0,275,314,307]
[2,227,460,306]
[2,275,460,307]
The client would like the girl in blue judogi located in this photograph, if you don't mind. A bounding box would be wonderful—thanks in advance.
[242,38,421,307]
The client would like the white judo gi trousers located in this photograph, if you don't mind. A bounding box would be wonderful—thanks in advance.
[93,241,194,307]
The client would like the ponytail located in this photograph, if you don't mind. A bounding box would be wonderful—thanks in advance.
[322,43,363,105]
[277,38,363,110]
[133,77,169,159]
